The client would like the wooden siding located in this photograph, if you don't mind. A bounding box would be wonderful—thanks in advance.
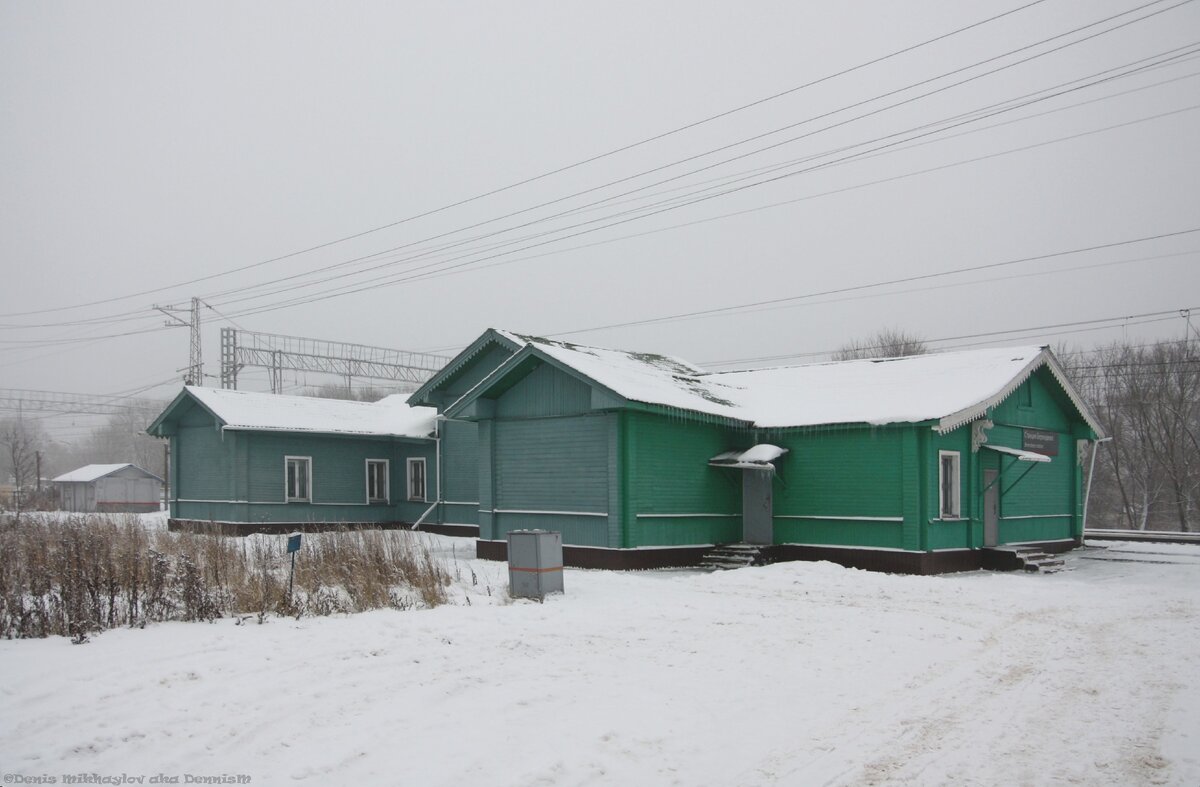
[924,369,1085,550]
[494,361,593,418]
[171,405,436,524]
[174,409,234,518]
[986,369,1082,544]
[439,343,515,404]
[768,427,909,549]
[492,415,609,520]
[478,360,614,547]
[439,418,479,524]
[625,411,743,547]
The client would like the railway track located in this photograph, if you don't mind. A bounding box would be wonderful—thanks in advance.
[1083,528,1200,545]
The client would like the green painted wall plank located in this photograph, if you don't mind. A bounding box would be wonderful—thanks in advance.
[493,415,609,513]
[494,360,593,418]
[626,411,744,547]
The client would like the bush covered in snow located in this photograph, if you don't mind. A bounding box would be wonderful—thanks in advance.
[0,514,450,640]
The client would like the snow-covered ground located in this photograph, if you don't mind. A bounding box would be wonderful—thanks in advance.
[2,535,1198,786]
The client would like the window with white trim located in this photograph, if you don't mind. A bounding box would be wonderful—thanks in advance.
[366,459,389,503]
[407,457,427,502]
[938,450,961,519]
[285,456,311,502]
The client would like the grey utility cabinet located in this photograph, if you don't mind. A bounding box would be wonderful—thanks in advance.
[507,529,564,600]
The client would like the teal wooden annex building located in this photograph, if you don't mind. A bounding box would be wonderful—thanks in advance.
[150,329,1105,573]
[147,388,442,533]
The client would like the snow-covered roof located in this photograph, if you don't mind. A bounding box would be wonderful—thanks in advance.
[406,327,527,408]
[523,336,748,421]
[52,464,161,483]
[180,387,438,439]
[715,347,1055,431]
[457,334,1103,435]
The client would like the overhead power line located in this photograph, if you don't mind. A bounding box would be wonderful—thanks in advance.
[183,1,1196,319]
[699,309,1196,368]
[540,229,1200,340]
[2,4,1191,342]
[0,0,1052,320]
[182,64,1200,326]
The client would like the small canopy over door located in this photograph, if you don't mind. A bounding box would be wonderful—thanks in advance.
[710,444,787,545]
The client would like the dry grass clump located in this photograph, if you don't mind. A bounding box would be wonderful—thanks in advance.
[0,514,450,640]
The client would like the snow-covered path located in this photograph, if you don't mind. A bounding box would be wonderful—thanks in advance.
[2,539,1198,786]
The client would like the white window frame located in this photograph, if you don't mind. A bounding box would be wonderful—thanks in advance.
[366,458,390,504]
[938,450,961,520]
[406,457,427,502]
[285,455,312,503]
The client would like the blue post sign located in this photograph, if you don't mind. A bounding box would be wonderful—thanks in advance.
[287,533,302,597]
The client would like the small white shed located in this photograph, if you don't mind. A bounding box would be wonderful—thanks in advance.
[52,464,163,513]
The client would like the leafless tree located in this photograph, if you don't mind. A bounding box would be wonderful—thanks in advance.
[301,384,394,402]
[1065,338,1200,532]
[47,409,167,480]
[832,328,929,361]
[0,417,44,489]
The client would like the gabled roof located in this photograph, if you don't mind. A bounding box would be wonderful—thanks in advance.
[52,463,163,483]
[446,333,1105,436]
[715,346,1103,433]
[148,387,438,439]
[406,328,525,408]
[522,336,751,421]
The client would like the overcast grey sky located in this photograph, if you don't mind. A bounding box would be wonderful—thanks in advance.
[2,0,1198,423]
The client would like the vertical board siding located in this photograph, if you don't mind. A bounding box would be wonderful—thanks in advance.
[627,411,744,547]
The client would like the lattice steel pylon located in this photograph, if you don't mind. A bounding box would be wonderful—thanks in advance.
[218,328,449,393]
[188,297,202,386]
[155,297,203,385]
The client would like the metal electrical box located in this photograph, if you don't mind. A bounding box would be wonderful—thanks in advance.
[507,529,564,600]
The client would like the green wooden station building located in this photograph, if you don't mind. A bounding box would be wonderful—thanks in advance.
[146,387,442,533]
[149,329,1104,573]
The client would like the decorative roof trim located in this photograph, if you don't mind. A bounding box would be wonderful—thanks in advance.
[936,348,1105,438]
[406,328,524,407]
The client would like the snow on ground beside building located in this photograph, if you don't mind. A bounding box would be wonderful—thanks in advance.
[1,537,1198,786]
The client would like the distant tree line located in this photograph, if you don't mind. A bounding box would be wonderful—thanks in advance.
[1060,338,1198,532]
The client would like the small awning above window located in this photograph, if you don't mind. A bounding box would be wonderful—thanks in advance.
[983,444,1051,463]
[709,444,788,470]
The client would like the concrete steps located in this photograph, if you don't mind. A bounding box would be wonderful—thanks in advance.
[1012,547,1065,574]
[700,544,764,570]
